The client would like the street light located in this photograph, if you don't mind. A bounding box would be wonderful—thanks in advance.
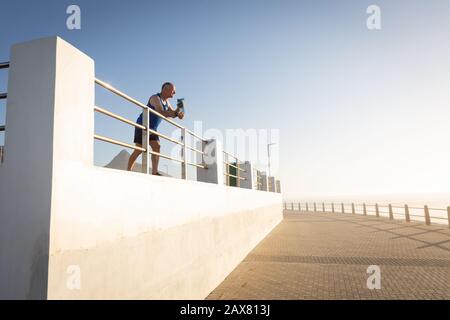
[267,142,276,177]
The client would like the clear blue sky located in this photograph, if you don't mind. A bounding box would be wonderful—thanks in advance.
[1,0,450,200]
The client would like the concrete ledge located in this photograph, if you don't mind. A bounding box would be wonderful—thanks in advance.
[47,165,282,299]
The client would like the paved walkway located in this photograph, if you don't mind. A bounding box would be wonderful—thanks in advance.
[207,211,450,299]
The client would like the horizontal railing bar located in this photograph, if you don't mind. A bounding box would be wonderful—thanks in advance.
[94,106,145,130]
[148,150,183,163]
[431,216,449,220]
[409,206,425,210]
[0,93,7,99]
[148,128,184,146]
[223,172,246,180]
[94,134,145,152]
[186,161,206,169]
[185,144,204,155]
[185,128,206,142]
[223,161,246,172]
[0,62,9,69]
[409,214,425,218]
[222,150,238,159]
[95,78,183,130]
[428,208,447,211]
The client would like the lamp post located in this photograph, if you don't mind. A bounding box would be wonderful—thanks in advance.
[267,142,276,177]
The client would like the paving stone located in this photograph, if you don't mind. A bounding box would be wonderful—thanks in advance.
[206,211,450,300]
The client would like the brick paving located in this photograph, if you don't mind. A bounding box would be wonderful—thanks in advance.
[207,211,450,299]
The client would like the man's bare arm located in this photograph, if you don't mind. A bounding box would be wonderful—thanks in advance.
[149,96,177,118]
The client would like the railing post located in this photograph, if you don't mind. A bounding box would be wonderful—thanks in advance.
[404,204,410,222]
[181,127,187,179]
[351,203,355,214]
[424,205,431,225]
[388,204,394,220]
[375,203,380,217]
[322,202,325,212]
[291,202,294,211]
[341,203,345,214]
[314,202,317,212]
[306,203,309,212]
[298,202,301,211]
[332,202,335,213]
[363,203,367,216]
[447,206,450,229]
[237,162,240,188]
[141,107,150,174]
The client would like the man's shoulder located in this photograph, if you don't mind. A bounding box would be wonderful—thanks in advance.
[147,94,160,105]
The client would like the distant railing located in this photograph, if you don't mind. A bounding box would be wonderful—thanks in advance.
[94,78,206,178]
[222,150,246,187]
[0,62,9,164]
[283,201,450,228]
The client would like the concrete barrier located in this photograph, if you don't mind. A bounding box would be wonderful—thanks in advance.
[0,37,282,299]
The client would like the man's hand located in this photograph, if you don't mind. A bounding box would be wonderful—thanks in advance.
[177,111,185,119]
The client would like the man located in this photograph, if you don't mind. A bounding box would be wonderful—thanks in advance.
[127,82,184,174]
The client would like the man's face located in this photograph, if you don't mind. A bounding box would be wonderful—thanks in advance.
[163,84,176,99]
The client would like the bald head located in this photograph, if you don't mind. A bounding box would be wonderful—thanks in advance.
[160,82,176,100]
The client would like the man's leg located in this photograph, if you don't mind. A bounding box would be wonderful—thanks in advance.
[150,140,161,175]
[127,146,142,171]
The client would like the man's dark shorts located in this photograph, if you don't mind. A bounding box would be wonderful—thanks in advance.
[134,127,159,144]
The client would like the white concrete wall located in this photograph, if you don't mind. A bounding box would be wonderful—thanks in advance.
[197,139,224,185]
[48,167,282,299]
[0,37,283,300]
[0,37,90,299]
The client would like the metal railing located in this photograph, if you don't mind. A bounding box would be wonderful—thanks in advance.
[283,201,450,228]
[222,150,246,187]
[94,78,206,178]
[0,61,9,164]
